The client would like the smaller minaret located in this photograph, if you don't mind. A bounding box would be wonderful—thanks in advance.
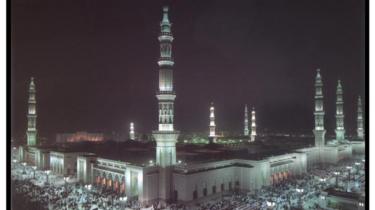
[129,122,135,140]
[244,105,249,136]
[250,107,256,142]
[313,69,326,147]
[209,102,216,142]
[335,80,345,142]
[357,96,364,140]
[27,77,37,146]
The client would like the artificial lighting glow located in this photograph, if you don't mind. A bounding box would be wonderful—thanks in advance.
[296,188,304,193]
[266,201,275,207]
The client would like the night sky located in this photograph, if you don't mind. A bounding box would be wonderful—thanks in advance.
[11,0,365,141]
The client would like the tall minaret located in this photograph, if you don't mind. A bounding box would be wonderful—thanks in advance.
[335,80,345,142]
[357,96,364,140]
[129,122,135,140]
[244,105,249,136]
[209,103,216,142]
[152,6,179,202]
[27,77,37,146]
[313,69,326,147]
[250,107,256,142]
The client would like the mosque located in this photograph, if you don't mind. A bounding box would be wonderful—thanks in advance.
[17,6,365,204]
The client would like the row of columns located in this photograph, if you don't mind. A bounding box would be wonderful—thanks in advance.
[270,171,291,185]
[95,175,125,194]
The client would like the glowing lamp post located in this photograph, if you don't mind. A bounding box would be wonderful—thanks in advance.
[12,159,17,169]
[45,170,51,185]
[346,166,352,181]
[333,172,340,187]
[355,162,361,173]
[84,185,92,206]
[119,196,128,209]
[22,162,27,174]
[296,188,304,208]
[32,166,37,179]
[266,201,275,209]
[64,176,69,186]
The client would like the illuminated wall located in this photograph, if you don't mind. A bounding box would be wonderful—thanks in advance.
[56,131,106,143]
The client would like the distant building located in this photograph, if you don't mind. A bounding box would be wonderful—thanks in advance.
[56,131,106,143]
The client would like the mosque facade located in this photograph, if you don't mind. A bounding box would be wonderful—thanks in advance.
[17,6,365,204]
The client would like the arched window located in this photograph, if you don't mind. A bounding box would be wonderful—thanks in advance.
[203,188,207,196]
[212,185,216,194]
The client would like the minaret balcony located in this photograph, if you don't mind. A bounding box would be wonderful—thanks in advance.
[159,31,172,36]
[158,33,173,42]
[158,59,174,66]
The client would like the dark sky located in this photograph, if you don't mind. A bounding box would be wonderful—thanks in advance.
[11,0,365,141]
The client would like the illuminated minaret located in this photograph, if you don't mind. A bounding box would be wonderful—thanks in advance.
[357,96,364,139]
[209,103,216,142]
[335,80,345,142]
[152,6,179,202]
[313,69,326,147]
[250,107,256,142]
[244,105,249,136]
[129,122,135,140]
[27,77,37,146]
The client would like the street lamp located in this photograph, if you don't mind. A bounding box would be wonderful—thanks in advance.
[355,162,361,174]
[266,201,275,209]
[12,159,17,169]
[45,170,51,186]
[22,162,27,174]
[333,172,340,187]
[64,176,69,186]
[296,188,304,208]
[119,196,128,209]
[346,166,353,181]
[32,166,37,179]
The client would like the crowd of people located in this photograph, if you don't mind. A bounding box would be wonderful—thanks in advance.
[170,156,365,210]
[11,155,365,210]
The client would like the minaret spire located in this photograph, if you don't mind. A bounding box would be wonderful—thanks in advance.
[335,79,345,142]
[153,5,179,165]
[313,69,326,147]
[129,122,135,140]
[357,96,364,139]
[250,107,256,142]
[244,104,249,136]
[27,77,37,146]
[209,102,216,142]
